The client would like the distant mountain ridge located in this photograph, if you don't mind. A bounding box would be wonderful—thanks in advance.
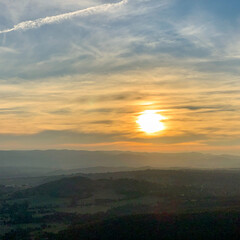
[49,166,153,176]
[0,166,56,179]
[0,150,240,170]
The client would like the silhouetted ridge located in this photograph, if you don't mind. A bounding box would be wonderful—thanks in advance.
[13,175,158,199]
[14,176,93,198]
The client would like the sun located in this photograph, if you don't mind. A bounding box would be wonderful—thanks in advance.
[137,110,165,134]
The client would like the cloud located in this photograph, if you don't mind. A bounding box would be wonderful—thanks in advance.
[0,0,240,153]
[0,0,128,34]
[0,129,207,149]
[90,120,115,125]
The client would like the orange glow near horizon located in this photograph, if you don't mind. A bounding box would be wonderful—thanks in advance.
[137,110,166,134]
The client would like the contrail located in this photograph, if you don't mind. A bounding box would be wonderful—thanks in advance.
[0,0,128,34]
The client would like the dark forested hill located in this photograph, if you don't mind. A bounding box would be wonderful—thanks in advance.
[12,169,240,199]
[53,212,240,240]
[12,175,159,199]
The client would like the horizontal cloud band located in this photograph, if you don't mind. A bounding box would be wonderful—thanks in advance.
[0,0,128,34]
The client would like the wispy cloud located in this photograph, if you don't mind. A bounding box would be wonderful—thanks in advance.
[0,0,240,153]
[0,0,128,34]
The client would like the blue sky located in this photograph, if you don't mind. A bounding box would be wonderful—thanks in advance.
[0,0,240,153]
[0,0,239,79]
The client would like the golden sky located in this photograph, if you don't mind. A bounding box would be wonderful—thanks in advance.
[0,0,240,153]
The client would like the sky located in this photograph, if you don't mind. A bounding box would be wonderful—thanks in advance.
[0,0,240,153]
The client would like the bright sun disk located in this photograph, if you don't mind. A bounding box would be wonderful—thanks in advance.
[137,110,165,134]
